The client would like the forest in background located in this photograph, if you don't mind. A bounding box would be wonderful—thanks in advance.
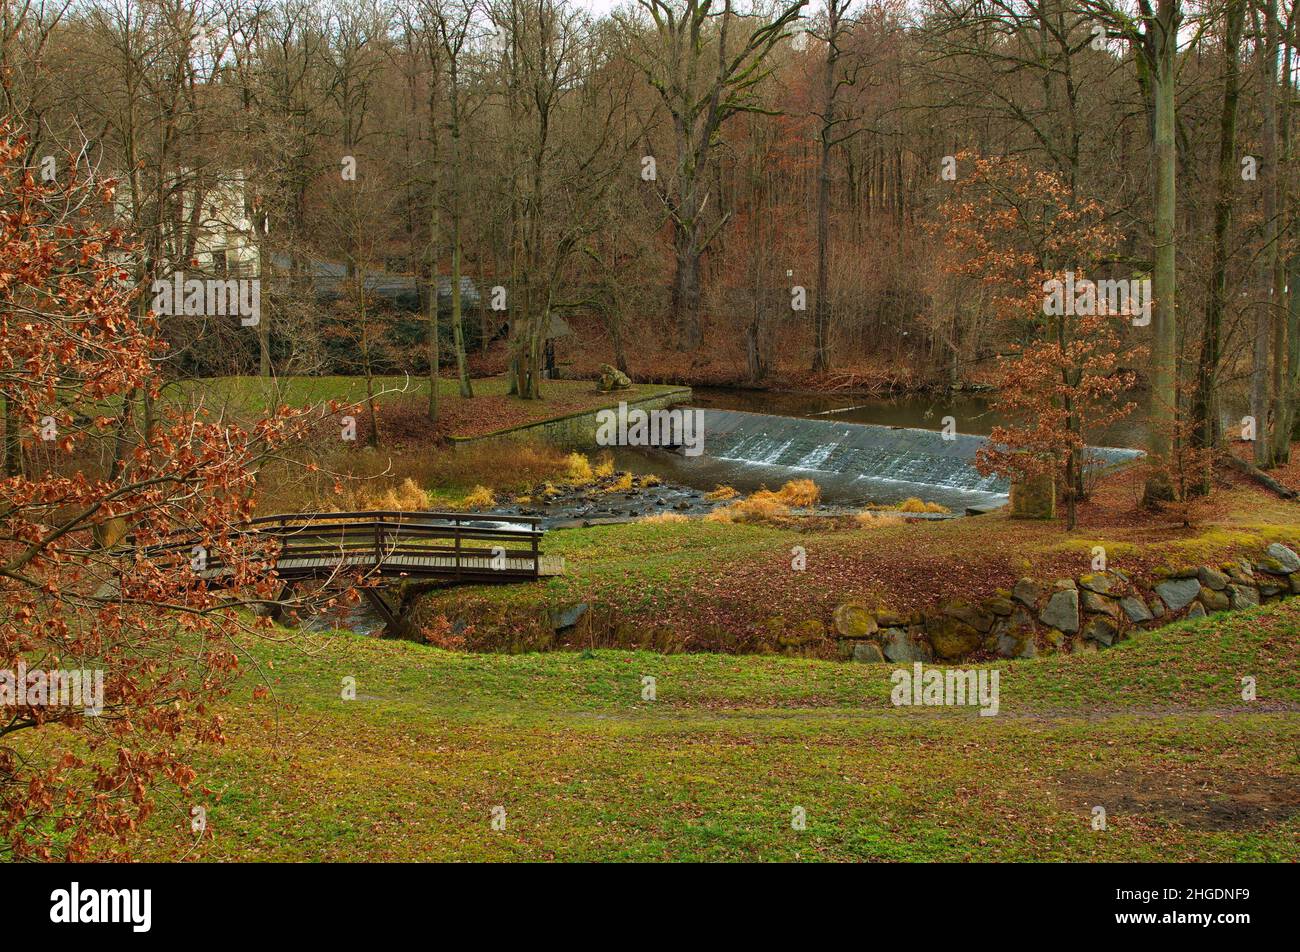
[1,0,1297,477]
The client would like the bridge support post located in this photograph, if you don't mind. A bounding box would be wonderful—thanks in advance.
[362,587,421,641]
[252,582,298,626]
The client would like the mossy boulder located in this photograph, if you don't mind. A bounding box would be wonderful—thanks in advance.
[1199,586,1230,612]
[1265,543,1300,572]
[1012,578,1042,608]
[1080,590,1119,617]
[1039,589,1080,633]
[1081,616,1119,647]
[982,596,1015,617]
[940,598,994,633]
[882,627,932,663]
[1228,584,1260,609]
[1197,566,1229,590]
[832,603,877,638]
[1155,577,1200,612]
[1078,572,1113,594]
[1119,596,1153,623]
[926,615,983,660]
[875,609,908,628]
[1253,557,1290,577]
[850,642,885,663]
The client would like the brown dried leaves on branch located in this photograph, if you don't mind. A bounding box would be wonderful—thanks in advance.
[0,124,316,860]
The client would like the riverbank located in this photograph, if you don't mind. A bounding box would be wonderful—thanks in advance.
[405,463,1300,656]
[165,375,687,443]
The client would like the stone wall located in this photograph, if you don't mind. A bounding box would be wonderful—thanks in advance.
[404,541,1300,659]
[834,542,1300,663]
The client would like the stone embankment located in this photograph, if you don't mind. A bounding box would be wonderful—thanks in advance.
[832,542,1300,663]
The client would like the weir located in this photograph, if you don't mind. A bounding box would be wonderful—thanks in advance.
[692,409,1143,511]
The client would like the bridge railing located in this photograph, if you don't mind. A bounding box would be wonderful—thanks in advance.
[134,511,546,581]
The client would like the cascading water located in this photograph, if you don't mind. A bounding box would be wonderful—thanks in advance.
[614,408,1143,512]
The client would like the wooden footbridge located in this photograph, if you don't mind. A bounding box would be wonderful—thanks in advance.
[136,510,560,638]
[230,511,554,582]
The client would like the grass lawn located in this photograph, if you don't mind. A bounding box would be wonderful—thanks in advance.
[89,600,1299,861]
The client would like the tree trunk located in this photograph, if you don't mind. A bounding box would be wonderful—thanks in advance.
[448,60,472,398]
[1269,0,1294,462]
[1256,0,1281,467]
[672,221,703,351]
[427,70,441,421]
[1191,0,1245,493]
[812,5,840,374]
[1143,0,1180,504]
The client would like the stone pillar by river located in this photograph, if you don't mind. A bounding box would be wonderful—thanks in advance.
[1010,473,1056,519]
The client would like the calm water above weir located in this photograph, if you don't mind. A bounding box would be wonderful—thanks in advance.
[684,387,1156,444]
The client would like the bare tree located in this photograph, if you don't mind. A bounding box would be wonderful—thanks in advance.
[622,0,806,351]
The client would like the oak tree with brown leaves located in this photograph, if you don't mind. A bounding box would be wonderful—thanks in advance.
[0,125,313,860]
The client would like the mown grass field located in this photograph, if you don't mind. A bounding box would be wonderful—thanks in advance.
[93,600,1300,862]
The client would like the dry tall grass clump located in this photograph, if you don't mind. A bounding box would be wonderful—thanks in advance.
[855,509,904,527]
[774,478,820,507]
[452,485,496,511]
[709,490,790,523]
[362,477,430,511]
[705,484,739,500]
[564,452,594,484]
[593,452,615,478]
[603,472,634,492]
[897,497,950,514]
[639,511,689,524]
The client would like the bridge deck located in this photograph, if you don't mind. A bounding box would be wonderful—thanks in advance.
[149,511,560,585]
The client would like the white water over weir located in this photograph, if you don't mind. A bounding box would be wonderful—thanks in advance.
[693,409,1143,512]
